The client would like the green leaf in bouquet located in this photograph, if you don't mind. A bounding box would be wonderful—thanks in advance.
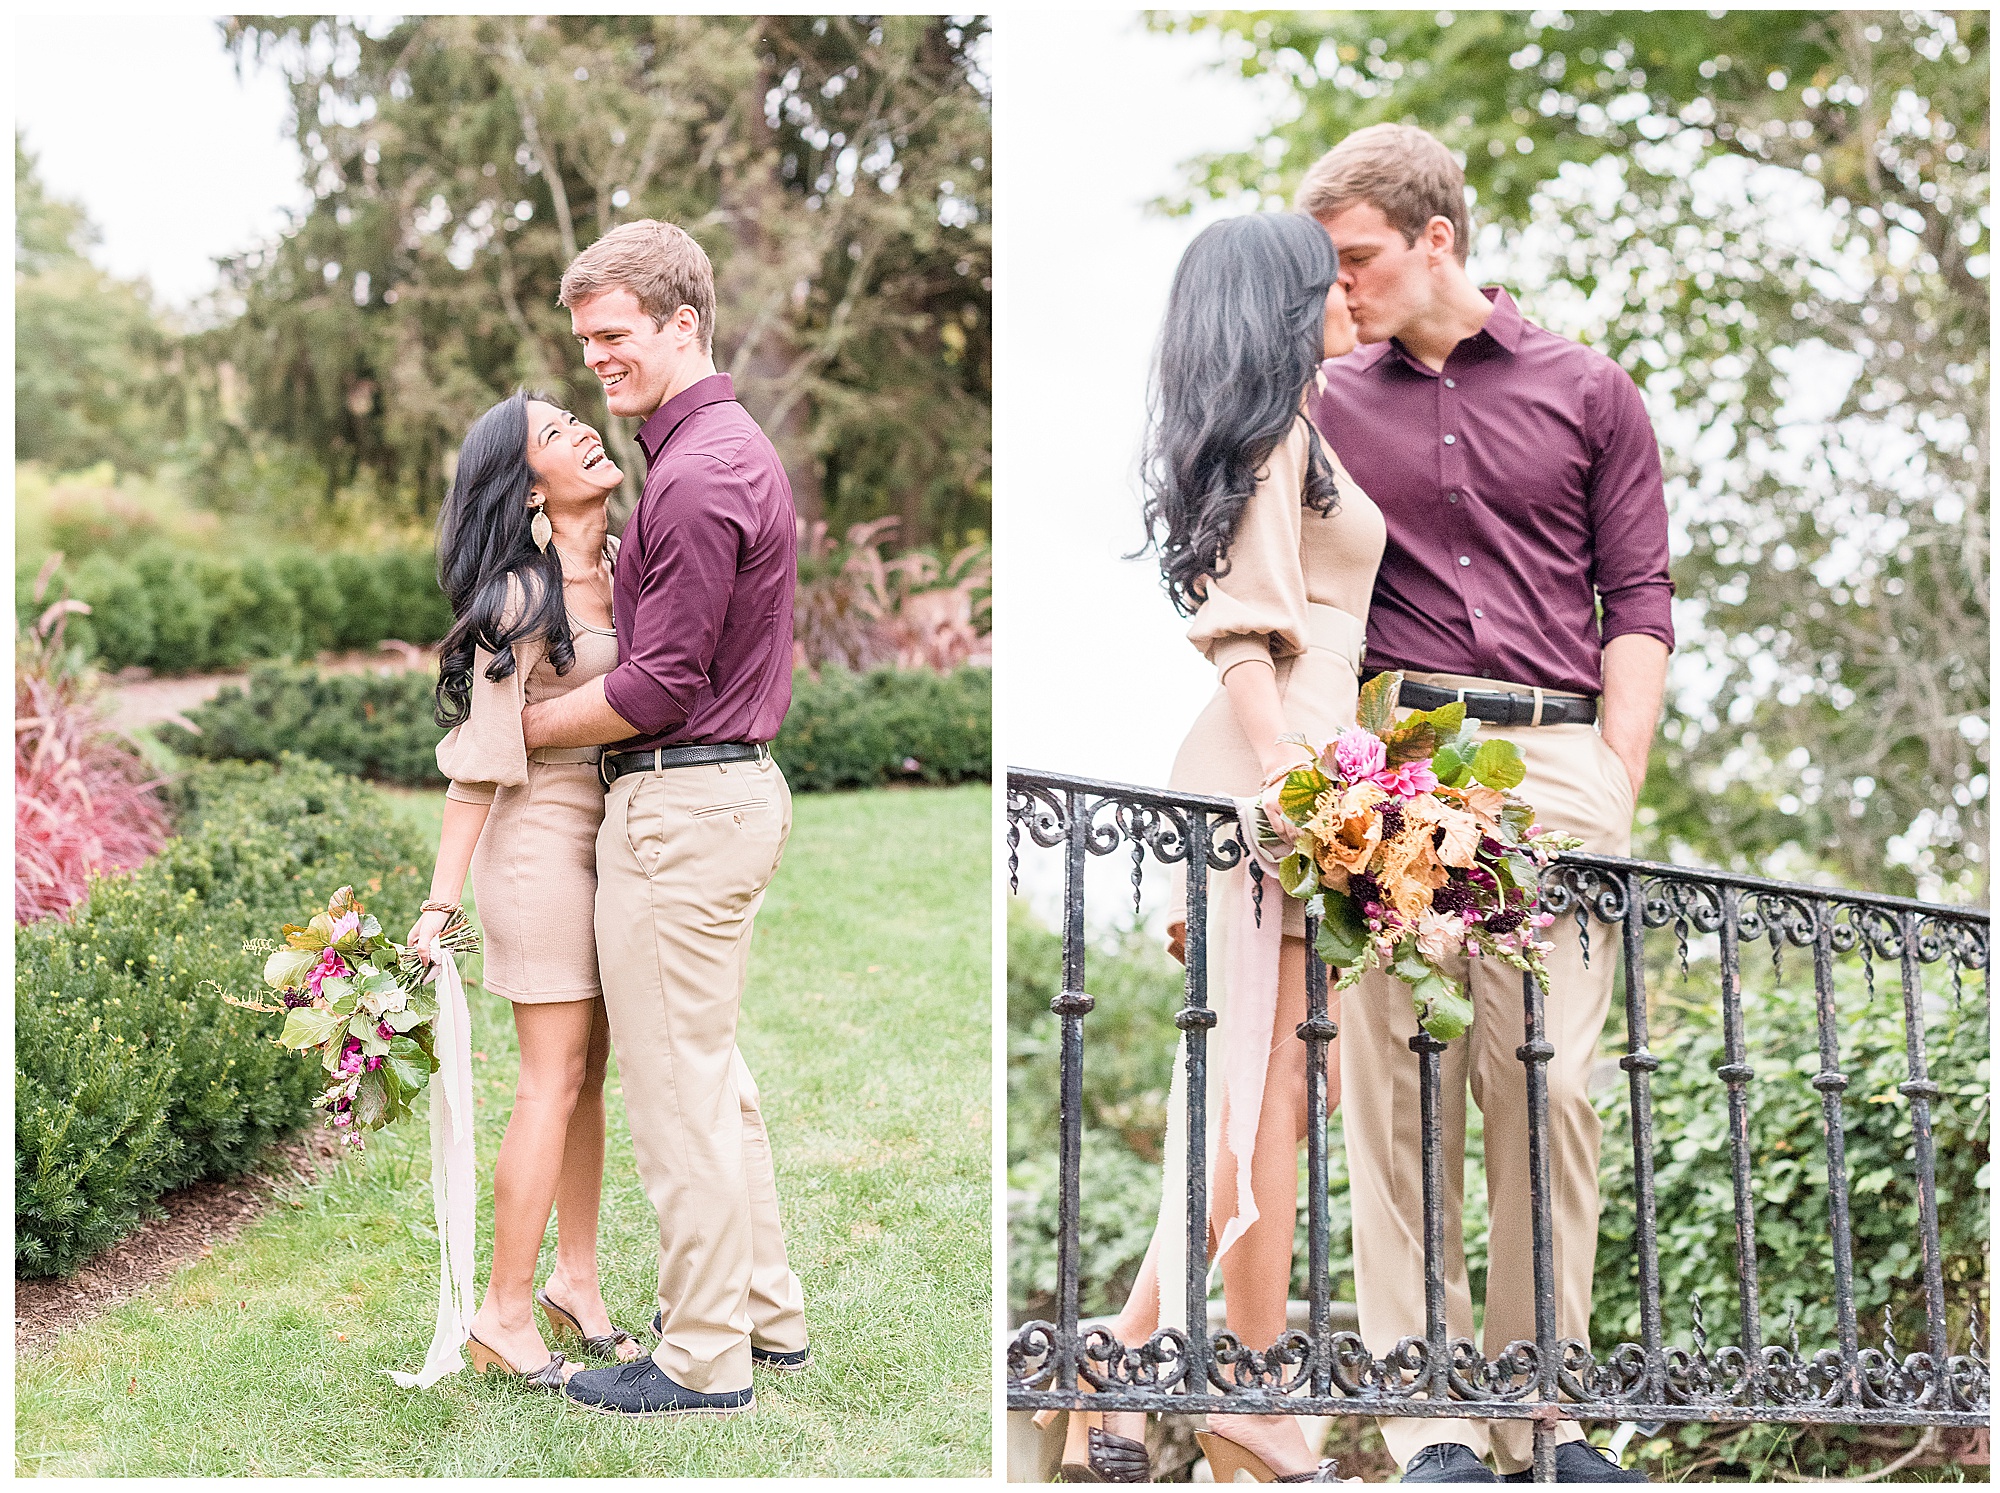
[1390,940,1434,986]
[402,983,439,1023]
[1357,670,1400,735]
[1413,973,1475,1042]
[348,1012,392,1056]
[282,921,329,953]
[1278,849,1320,899]
[1383,718,1437,766]
[279,1005,349,1051]
[358,914,382,939]
[1313,891,1370,968]
[1432,744,1471,788]
[1278,765,1331,824]
[321,977,358,1016]
[382,1002,428,1034]
[386,1037,432,1096]
[1471,739,1527,791]
[352,1069,391,1129]
[263,947,317,991]
[1499,800,1537,842]
[1422,701,1467,739]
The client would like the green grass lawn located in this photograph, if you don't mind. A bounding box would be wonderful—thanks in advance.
[16,784,992,1478]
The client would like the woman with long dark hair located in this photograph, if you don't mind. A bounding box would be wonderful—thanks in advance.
[1043,213,1382,1482]
[404,390,643,1387]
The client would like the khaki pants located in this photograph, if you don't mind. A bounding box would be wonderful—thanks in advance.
[595,754,809,1393]
[1341,673,1635,1474]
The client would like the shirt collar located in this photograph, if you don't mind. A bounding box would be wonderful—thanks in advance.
[1362,285,1524,378]
[636,372,735,461]
[1475,286,1524,354]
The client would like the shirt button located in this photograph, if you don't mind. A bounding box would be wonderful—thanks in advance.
[1474,608,1485,618]
[1459,556,1472,567]
[1447,491,1460,503]
[1443,434,1456,445]
[1445,378,1457,388]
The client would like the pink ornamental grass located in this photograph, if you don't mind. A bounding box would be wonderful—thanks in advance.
[14,581,170,923]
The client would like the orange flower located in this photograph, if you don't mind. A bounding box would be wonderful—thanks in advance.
[1375,824,1448,921]
[1309,780,1388,878]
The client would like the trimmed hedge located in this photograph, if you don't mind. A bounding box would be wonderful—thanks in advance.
[163,664,993,792]
[15,756,431,1277]
[17,544,452,674]
[161,667,447,787]
[778,665,991,791]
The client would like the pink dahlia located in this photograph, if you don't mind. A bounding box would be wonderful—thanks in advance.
[1371,760,1440,799]
[1324,728,1386,784]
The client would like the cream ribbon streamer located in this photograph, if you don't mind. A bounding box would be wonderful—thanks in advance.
[1152,800,1288,1330]
[385,940,477,1388]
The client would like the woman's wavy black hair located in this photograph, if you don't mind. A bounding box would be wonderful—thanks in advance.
[1138,212,1342,617]
[433,390,577,728]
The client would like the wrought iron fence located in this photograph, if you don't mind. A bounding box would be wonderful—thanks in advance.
[1005,767,1990,1481]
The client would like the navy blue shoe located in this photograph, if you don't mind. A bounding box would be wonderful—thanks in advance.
[651,1310,812,1372]
[562,1358,753,1419]
[1404,1443,1499,1482]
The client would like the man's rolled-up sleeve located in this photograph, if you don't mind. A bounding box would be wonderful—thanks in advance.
[601,458,747,737]
[1587,359,1676,651]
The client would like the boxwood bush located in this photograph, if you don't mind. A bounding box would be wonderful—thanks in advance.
[15,756,431,1277]
[163,663,993,793]
[17,543,453,674]
[161,666,448,787]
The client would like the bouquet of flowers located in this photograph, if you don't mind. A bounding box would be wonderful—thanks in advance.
[225,886,480,1148]
[1251,672,1581,1042]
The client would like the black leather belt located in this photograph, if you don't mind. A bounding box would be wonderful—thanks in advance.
[1364,671,1597,727]
[600,741,767,787]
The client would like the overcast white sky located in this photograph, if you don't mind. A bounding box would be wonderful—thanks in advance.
[993,13,1290,931]
[15,14,303,310]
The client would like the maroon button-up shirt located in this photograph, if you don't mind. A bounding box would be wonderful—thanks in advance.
[1309,288,1674,697]
[602,373,797,750]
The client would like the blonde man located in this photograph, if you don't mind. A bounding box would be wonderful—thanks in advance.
[523,219,809,1418]
[1301,125,1669,1483]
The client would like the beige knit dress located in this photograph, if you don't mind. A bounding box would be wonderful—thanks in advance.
[1153,412,1385,1330]
[435,573,616,1005]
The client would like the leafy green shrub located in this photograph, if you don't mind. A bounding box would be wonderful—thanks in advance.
[777,665,991,791]
[17,543,451,675]
[161,666,447,788]
[164,663,993,793]
[15,756,431,1277]
[1594,959,1988,1473]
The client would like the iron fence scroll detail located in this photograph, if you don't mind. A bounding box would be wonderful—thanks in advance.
[1006,768,1990,1480]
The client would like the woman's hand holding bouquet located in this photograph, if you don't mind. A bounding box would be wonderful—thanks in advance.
[224,886,481,1148]
[1249,671,1581,1041]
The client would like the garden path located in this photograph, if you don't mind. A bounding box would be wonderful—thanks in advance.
[102,645,435,734]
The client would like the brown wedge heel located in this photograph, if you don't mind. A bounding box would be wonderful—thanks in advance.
[465,1332,576,1390]
[534,1288,644,1363]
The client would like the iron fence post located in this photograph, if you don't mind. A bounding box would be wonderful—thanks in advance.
[1521,969,1560,1481]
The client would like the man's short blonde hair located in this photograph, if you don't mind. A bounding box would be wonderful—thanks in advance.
[1294,123,1471,265]
[559,219,716,350]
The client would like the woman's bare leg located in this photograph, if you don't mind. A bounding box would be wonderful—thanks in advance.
[537,998,641,1357]
[1089,939,1346,1468]
[467,998,598,1369]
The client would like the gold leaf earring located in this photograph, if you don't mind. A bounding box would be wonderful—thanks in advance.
[528,493,552,553]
